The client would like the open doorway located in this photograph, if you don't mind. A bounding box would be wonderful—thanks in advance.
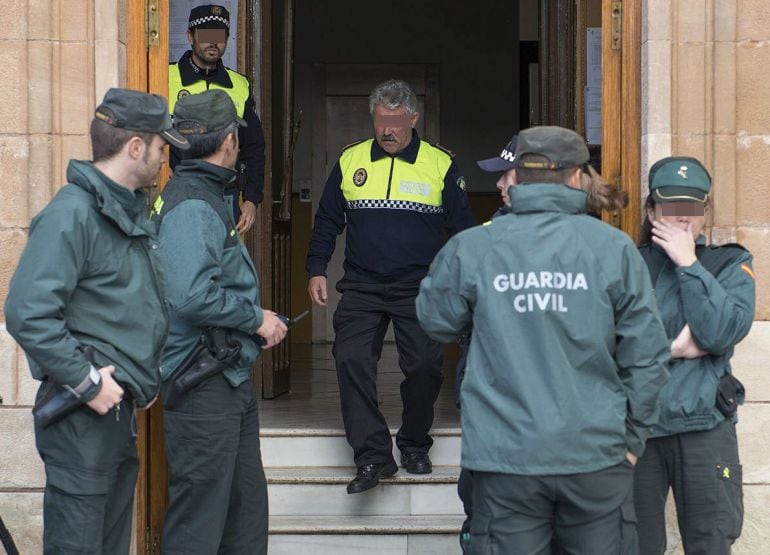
[286,0,611,345]
[128,1,641,551]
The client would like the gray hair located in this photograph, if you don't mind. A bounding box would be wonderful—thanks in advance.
[369,80,418,116]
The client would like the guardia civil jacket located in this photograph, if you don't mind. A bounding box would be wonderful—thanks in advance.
[306,131,476,283]
[416,183,670,475]
[639,240,755,437]
[169,51,266,205]
[4,160,169,407]
[154,159,264,387]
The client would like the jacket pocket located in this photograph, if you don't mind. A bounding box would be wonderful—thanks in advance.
[620,500,639,555]
[716,462,743,540]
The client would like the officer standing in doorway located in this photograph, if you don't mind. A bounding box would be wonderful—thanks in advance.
[4,88,188,554]
[169,4,265,233]
[307,79,476,494]
[417,126,670,553]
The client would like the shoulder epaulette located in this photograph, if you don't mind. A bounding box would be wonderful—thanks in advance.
[226,66,249,80]
[341,138,367,152]
[714,242,749,253]
[431,143,456,158]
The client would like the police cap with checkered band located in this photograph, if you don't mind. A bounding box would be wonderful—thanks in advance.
[188,4,230,32]
[477,134,518,172]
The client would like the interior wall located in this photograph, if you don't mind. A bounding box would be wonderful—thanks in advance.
[291,0,520,194]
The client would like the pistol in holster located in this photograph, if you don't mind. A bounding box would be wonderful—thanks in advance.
[33,346,98,429]
[163,327,242,410]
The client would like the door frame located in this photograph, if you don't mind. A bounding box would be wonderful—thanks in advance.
[127,1,277,552]
[127,0,642,551]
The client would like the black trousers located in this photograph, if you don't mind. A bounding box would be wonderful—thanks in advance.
[634,419,743,555]
[161,374,268,555]
[470,462,638,555]
[333,279,443,466]
[34,385,138,555]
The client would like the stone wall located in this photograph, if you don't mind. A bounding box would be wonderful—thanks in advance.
[0,1,124,553]
[642,1,770,552]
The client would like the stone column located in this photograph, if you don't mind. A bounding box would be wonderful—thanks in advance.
[642,1,770,553]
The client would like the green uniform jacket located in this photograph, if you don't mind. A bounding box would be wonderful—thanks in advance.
[154,160,264,386]
[4,160,169,407]
[416,183,670,475]
[639,240,755,437]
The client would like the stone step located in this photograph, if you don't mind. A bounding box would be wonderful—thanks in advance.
[260,427,462,468]
[269,515,464,555]
[267,466,463,517]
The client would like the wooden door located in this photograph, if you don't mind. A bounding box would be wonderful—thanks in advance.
[539,0,641,237]
[601,0,642,240]
[309,64,440,342]
[127,0,170,552]
[128,0,280,551]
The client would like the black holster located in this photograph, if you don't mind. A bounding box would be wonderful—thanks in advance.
[32,346,98,429]
[716,373,745,419]
[163,328,241,410]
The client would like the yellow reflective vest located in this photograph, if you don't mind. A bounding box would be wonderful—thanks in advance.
[168,63,250,117]
[338,138,450,211]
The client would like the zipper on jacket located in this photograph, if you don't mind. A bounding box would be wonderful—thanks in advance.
[385,157,396,199]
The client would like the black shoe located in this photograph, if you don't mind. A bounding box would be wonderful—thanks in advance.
[346,461,398,494]
[400,452,433,474]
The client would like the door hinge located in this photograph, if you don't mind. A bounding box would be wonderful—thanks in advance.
[611,1,622,50]
[147,0,160,47]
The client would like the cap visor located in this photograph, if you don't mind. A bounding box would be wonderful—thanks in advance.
[477,156,516,172]
[235,116,248,128]
[161,128,190,150]
[652,185,707,203]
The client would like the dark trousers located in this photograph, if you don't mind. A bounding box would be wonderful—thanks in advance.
[470,462,638,555]
[34,384,138,555]
[333,280,443,466]
[161,374,268,555]
[634,420,743,555]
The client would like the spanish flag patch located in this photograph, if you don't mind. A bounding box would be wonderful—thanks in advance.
[741,264,755,280]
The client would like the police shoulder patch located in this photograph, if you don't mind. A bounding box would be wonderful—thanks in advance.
[456,176,466,191]
[353,168,368,187]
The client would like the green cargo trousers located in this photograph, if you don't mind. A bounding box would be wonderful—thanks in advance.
[634,419,743,555]
[160,373,268,554]
[469,461,638,555]
[34,384,138,555]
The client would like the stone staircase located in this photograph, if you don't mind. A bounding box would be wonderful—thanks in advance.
[261,428,465,554]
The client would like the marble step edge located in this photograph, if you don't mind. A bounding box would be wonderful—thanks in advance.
[266,465,460,484]
[269,514,464,535]
[261,427,461,437]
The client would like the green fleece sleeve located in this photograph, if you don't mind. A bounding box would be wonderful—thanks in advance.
[3,202,97,396]
[158,200,263,333]
[613,243,670,457]
[677,253,755,354]
[416,237,473,342]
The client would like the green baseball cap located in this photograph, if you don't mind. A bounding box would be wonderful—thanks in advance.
[513,126,589,170]
[173,89,247,136]
[94,88,188,149]
[649,156,710,203]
